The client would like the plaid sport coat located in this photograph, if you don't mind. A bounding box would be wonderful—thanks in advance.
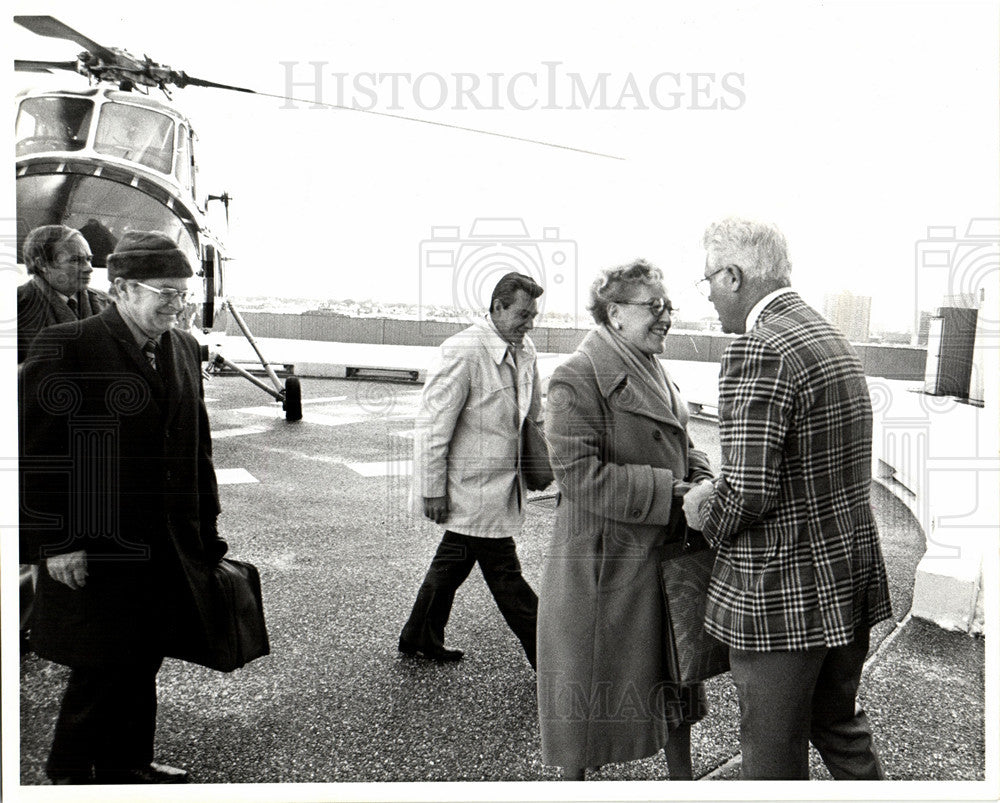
[701,291,892,651]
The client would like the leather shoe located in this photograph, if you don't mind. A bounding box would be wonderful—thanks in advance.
[95,762,190,784]
[398,638,464,662]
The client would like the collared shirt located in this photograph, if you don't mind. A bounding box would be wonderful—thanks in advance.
[744,286,796,332]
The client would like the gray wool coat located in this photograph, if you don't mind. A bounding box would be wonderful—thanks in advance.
[537,327,714,768]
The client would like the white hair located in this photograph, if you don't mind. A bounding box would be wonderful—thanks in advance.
[702,217,792,282]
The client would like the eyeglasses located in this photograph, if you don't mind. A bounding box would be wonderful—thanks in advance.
[696,265,732,298]
[55,255,93,267]
[133,281,190,304]
[616,297,675,317]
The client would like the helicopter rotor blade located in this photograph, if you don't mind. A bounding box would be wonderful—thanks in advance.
[14,16,119,64]
[14,59,79,74]
[173,72,256,94]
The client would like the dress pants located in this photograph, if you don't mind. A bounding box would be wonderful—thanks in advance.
[46,656,163,781]
[400,531,538,667]
[729,627,884,780]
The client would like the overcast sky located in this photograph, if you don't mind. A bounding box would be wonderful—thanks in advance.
[5,0,999,333]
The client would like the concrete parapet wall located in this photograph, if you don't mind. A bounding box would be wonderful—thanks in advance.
[855,343,927,380]
[225,312,927,380]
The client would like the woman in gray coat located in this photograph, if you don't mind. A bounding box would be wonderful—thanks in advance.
[538,259,714,780]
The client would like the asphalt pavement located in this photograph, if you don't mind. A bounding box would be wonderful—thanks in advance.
[16,373,988,792]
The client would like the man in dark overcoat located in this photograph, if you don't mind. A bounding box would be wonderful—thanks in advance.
[20,230,227,785]
[17,224,110,364]
[18,225,111,647]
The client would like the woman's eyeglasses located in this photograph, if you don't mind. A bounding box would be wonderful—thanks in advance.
[616,297,675,317]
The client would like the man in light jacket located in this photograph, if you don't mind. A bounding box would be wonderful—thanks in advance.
[399,272,544,668]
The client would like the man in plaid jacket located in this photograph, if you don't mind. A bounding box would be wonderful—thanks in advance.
[684,217,892,780]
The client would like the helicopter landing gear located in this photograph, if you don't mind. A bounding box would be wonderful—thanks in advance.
[206,300,305,422]
[283,376,302,422]
[205,353,304,421]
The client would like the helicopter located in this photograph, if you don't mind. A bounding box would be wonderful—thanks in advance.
[13,15,303,420]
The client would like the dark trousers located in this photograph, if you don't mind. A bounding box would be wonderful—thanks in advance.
[729,627,884,780]
[400,531,538,668]
[46,657,163,781]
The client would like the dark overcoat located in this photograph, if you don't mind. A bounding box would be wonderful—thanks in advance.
[19,305,225,667]
[537,328,714,768]
[17,275,110,363]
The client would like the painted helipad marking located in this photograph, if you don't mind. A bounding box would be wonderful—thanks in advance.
[203,396,219,403]
[215,468,259,485]
[392,429,417,440]
[343,459,413,477]
[302,396,347,404]
[212,425,268,439]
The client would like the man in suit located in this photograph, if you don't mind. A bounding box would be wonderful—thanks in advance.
[20,230,226,785]
[399,272,543,668]
[18,226,110,650]
[683,217,892,779]
[17,225,110,364]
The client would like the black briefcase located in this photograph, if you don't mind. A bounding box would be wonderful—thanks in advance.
[521,418,554,491]
[171,558,270,672]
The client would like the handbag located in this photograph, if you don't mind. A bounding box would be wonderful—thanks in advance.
[658,530,729,684]
[169,557,270,672]
[521,417,554,491]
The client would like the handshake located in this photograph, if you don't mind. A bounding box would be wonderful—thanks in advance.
[681,478,716,531]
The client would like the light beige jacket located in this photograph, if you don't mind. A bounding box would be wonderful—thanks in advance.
[411,316,540,538]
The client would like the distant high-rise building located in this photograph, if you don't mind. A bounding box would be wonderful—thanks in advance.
[823,291,872,343]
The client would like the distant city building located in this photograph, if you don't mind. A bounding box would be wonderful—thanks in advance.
[823,291,872,343]
[917,310,934,346]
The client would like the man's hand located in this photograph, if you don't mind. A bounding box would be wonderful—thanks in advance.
[46,550,88,590]
[682,479,715,531]
[423,495,449,524]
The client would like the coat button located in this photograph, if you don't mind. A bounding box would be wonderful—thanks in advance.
[632,509,641,518]
[653,430,663,441]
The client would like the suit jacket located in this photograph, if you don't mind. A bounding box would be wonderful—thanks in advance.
[411,316,540,538]
[538,326,714,767]
[19,305,225,667]
[701,291,892,651]
[17,275,110,363]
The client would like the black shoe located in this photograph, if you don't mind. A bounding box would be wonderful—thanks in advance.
[398,638,464,662]
[95,762,190,784]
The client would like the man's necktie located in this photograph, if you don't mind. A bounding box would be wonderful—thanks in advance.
[142,339,159,371]
[66,297,78,318]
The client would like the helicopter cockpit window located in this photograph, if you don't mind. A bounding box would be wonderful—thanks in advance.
[15,97,94,156]
[94,103,175,174]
